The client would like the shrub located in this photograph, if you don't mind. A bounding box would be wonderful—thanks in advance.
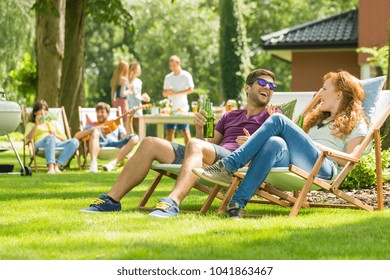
[341,148,390,189]
[8,52,37,105]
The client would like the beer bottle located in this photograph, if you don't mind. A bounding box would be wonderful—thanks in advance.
[203,98,214,138]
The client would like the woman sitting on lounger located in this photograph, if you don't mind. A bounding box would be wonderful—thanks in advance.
[25,100,79,174]
[193,70,368,218]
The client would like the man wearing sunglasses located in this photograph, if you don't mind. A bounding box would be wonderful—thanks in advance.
[81,69,282,216]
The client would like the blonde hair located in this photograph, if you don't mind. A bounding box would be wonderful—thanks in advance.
[303,71,367,139]
[128,61,140,82]
[110,60,129,92]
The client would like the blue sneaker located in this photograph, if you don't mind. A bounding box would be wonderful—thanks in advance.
[148,198,179,218]
[80,194,121,213]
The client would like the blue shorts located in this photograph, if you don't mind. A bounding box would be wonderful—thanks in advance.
[165,124,190,131]
[99,134,137,148]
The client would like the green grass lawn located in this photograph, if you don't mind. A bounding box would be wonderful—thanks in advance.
[0,144,390,260]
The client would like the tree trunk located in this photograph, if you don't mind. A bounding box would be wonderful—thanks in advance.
[59,0,87,135]
[36,0,65,107]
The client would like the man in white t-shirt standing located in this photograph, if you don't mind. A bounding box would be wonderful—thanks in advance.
[162,55,194,145]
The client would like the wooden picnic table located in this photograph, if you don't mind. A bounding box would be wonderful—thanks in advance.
[134,113,221,140]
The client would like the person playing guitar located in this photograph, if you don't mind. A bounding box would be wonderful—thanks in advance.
[75,102,150,172]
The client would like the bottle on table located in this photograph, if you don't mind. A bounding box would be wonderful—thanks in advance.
[204,98,214,138]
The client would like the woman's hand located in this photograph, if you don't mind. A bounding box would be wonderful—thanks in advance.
[236,128,251,146]
[35,112,44,125]
[266,104,277,115]
[141,92,151,102]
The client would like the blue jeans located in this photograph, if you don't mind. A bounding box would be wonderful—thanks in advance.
[35,135,79,166]
[222,114,336,208]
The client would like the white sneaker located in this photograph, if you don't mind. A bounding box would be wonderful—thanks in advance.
[89,161,98,173]
[102,161,117,172]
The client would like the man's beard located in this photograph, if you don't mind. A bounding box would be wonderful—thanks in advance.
[250,93,269,107]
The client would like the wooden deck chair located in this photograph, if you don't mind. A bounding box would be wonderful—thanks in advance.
[212,89,390,217]
[22,106,81,172]
[78,106,125,168]
[137,164,227,213]
[136,96,305,213]
[137,163,274,213]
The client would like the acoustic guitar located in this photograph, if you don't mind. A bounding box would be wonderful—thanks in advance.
[83,103,152,140]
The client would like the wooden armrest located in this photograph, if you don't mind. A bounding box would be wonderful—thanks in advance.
[322,150,360,163]
[233,172,245,179]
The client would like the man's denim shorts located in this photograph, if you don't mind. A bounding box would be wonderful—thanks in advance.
[170,142,231,164]
[99,134,137,148]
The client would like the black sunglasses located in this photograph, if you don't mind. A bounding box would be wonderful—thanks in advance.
[257,78,277,90]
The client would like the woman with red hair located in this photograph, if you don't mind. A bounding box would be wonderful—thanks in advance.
[194,71,369,218]
[111,60,130,114]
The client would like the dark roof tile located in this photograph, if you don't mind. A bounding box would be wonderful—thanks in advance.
[261,9,358,50]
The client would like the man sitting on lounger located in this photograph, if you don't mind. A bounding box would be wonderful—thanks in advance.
[80,69,281,216]
[74,102,139,173]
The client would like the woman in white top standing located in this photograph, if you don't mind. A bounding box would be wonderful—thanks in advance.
[127,62,150,116]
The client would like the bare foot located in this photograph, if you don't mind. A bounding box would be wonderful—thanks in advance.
[47,163,56,174]
[55,164,62,174]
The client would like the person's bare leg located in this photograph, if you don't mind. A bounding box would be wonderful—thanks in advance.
[114,135,139,163]
[107,137,175,201]
[181,129,191,145]
[89,129,100,161]
[166,129,175,142]
[168,139,217,204]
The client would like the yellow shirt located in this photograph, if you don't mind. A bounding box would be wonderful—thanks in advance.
[25,121,67,143]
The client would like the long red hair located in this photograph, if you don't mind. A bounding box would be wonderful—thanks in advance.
[110,60,129,92]
[303,71,367,139]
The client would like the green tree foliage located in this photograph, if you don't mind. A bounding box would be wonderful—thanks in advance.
[219,0,251,100]
[87,0,133,29]
[8,53,37,105]
[85,0,221,106]
[357,46,388,76]
[0,0,35,96]
[85,20,125,105]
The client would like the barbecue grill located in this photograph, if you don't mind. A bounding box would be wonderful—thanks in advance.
[0,91,32,176]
